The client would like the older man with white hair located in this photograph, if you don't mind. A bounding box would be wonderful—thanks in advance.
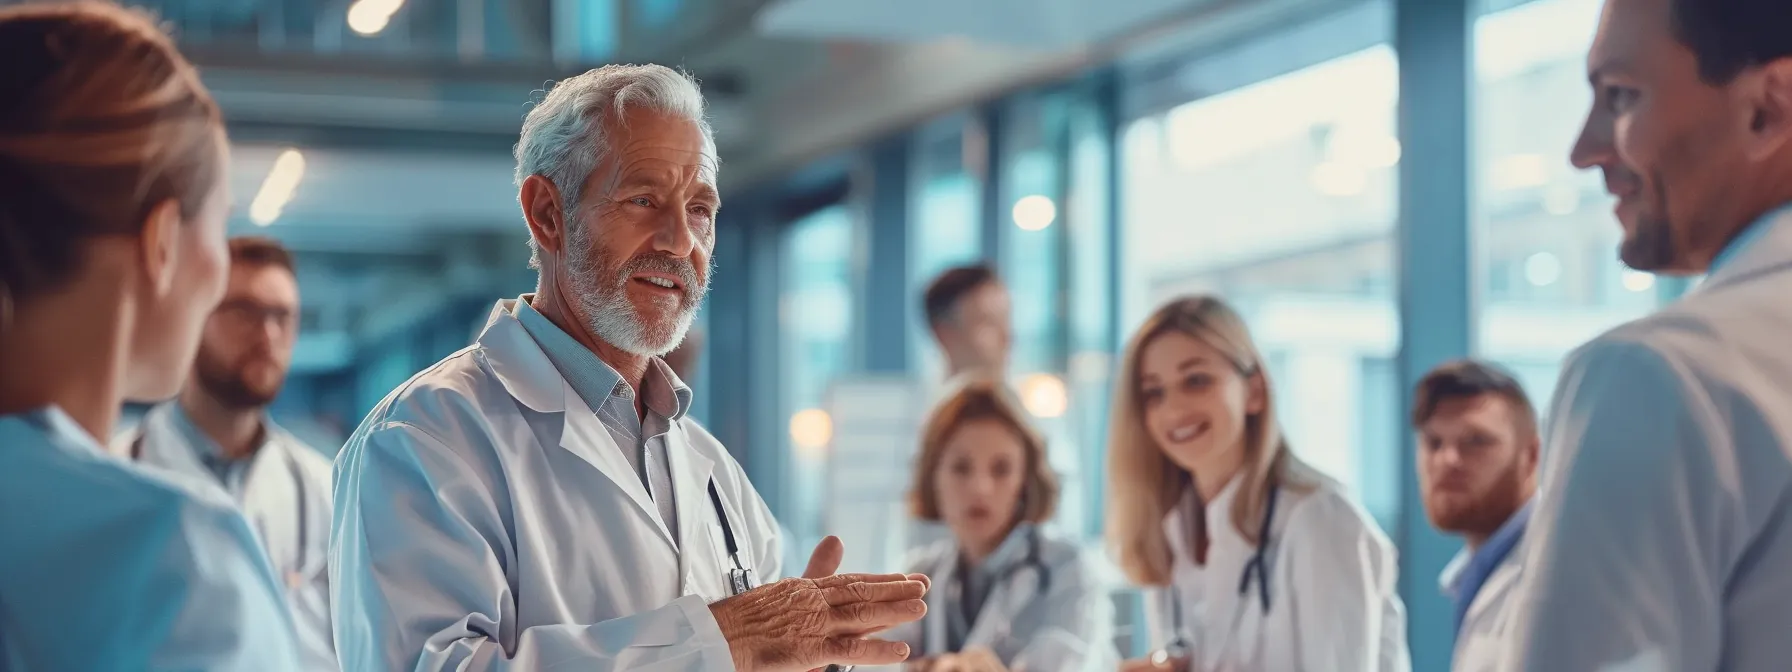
[330,64,929,671]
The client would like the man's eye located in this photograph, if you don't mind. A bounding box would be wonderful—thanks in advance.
[630,196,653,207]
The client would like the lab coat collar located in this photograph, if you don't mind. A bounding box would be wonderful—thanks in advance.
[147,402,282,473]
[478,299,570,414]
[477,297,708,554]
[1438,498,1534,598]
[510,295,693,421]
[1698,201,1792,293]
[6,406,104,456]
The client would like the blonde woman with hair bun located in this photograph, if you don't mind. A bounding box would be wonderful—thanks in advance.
[0,3,301,669]
[1107,296,1408,672]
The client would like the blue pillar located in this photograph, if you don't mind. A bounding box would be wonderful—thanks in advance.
[863,135,912,374]
[976,106,1005,267]
[1395,0,1474,668]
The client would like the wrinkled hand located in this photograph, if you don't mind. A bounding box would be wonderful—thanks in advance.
[1118,655,1187,672]
[713,536,931,672]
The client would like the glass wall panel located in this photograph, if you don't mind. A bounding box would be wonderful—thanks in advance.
[1119,10,1400,525]
[1473,0,1657,411]
[779,205,858,553]
[909,114,987,381]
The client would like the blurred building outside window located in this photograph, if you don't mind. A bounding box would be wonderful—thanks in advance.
[1472,0,1660,415]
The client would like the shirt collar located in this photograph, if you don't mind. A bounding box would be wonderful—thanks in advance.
[1438,497,1535,596]
[1710,201,1792,275]
[971,522,1037,577]
[159,402,275,466]
[511,295,691,420]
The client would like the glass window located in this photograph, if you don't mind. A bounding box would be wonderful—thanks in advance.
[780,205,858,550]
[1119,6,1399,522]
[1473,0,1658,403]
[909,114,986,379]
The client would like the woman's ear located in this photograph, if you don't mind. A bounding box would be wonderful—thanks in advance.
[137,198,183,296]
[1245,368,1268,415]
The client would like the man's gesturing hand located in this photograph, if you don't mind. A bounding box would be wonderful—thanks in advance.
[711,571,929,672]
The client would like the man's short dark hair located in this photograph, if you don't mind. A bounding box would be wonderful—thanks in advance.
[228,236,295,275]
[922,264,998,328]
[1412,359,1536,430]
[1671,0,1792,84]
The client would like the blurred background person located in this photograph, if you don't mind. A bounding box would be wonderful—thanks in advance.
[122,236,335,671]
[923,264,1012,390]
[882,377,1115,672]
[1107,296,1407,672]
[1500,0,1792,670]
[0,3,300,668]
[1411,360,1537,672]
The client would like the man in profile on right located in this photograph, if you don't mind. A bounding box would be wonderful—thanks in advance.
[1498,0,1792,670]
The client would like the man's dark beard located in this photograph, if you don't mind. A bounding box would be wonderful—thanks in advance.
[1621,169,1678,271]
[193,350,283,410]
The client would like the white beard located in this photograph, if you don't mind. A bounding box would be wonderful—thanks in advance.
[562,223,704,357]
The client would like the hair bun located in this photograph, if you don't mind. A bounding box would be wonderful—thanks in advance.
[0,17,69,131]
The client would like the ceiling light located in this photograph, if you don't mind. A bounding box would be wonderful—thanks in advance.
[249,148,306,227]
[789,408,833,457]
[1018,373,1069,419]
[347,0,405,35]
[1011,195,1057,231]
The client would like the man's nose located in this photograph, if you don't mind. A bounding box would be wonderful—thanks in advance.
[1570,108,1614,171]
[652,209,696,257]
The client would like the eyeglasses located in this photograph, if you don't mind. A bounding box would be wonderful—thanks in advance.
[213,299,297,334]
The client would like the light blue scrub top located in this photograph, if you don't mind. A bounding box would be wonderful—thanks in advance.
[0,406,302,671]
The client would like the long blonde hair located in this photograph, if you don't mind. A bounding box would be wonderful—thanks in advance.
[1105,295,1313,586]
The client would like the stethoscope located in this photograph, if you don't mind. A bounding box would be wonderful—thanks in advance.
[712,478,859,672]
[708,478,756,597]
[131,431,317,589]
[1154,482,1281,667]
[953,524,1052,613]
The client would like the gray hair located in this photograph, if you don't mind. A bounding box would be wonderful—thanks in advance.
[514,64,716,268]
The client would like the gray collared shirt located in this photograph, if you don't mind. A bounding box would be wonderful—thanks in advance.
[513,297,692,543]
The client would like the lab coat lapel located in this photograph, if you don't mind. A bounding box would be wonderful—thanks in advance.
[923,553,955,656]
[964,566,1039,650]
[476,299,676,551]
[558,385,676,550]
[241,442,294,568]
[666,421,716,594]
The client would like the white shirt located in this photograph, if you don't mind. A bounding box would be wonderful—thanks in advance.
[1498,206,1792,672]
[330,299,784,671]
[0,406,301,670]
[1147,471,1409,672]
[1439,532,1525,672]
[123,404,337,671]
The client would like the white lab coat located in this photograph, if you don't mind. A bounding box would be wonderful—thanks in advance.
[1441,540,1523,672]
[1497,208,1792,672]
[879,525,1118,671]
[330,299,784,671]
[122,405,337,671]
[1146,471,1409,672]
[0,406,301,670]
